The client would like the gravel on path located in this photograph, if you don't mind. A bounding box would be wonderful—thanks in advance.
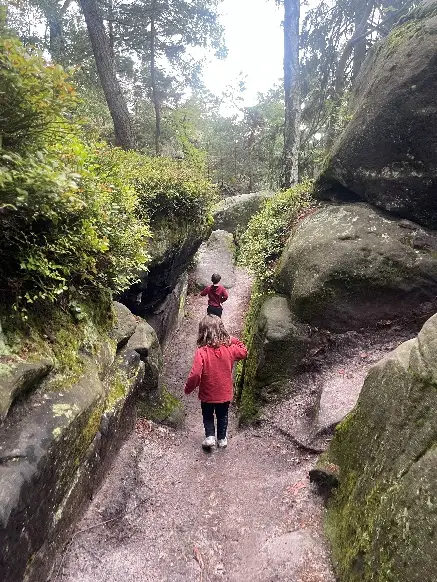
[53,265,336,582]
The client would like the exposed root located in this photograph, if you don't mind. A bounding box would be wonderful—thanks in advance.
[261,418,326,455]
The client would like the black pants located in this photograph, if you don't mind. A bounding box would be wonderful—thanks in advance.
[207,305,223,318]
[201,401,230,439]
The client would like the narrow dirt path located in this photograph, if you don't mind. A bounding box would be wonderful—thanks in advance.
[54,266,336,582]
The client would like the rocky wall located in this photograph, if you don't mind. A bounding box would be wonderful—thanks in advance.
[0,303,163,582]
[321,313,437,582]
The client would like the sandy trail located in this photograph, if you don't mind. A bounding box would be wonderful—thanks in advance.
[53,266,336,582]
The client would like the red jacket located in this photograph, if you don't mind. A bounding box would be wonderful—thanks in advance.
[200,284,229,308]
[184,337,248,403]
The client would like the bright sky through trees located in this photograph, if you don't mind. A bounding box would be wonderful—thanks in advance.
[202,0,284,106]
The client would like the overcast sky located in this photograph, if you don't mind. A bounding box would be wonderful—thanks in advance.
[202,0,284,106]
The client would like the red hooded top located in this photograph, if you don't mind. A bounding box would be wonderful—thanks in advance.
[200,284,229,308]
[184,337,247,403]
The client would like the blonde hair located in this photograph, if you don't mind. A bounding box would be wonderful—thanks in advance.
[197,315,231,348]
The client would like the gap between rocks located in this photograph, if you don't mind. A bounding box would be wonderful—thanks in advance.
[53,246,337,582]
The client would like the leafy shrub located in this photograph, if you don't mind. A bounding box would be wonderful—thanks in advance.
[0,140,151,312]
[237,181,315,288]
[0,36,77,152]
[0,36,150,313]
[0,34,215,316]
[95,147,217,225]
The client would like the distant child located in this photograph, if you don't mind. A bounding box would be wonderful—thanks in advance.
[200,273,228,318]
[184,315,248,450]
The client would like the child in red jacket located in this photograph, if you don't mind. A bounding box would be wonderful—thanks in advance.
[184,315,247,450]
[200,273,228,318]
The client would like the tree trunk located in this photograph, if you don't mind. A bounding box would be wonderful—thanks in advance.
[325,1,374,149]
[78,0,135,150]
[107,0,115,65]
[49,17,64,63]
[334,1,374,97]
[46,0,72,65]
[150,2,161,156]
[281,0,300,189]
[352,6,369,80]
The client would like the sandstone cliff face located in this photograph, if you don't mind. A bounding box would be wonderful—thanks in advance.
[0,302,162,582]
[324,313,437,582]
[318,1,437,229]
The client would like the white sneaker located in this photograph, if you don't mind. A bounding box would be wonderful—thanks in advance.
[202,436,216,450]
[217,437,227,448]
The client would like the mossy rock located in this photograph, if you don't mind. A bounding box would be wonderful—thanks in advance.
[213,192,273,234]
[325,313,437,581]
[138,387,185,429]
[274,203,437,332]
[238,294,309,424]
[0,297,147,582]
[317,2,437,229]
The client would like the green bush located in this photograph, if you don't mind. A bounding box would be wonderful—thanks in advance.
[95,147,217,225]
[0,36,77,152]
[0,37,150,313]
[0,34,215,317]
[237,181,314,288]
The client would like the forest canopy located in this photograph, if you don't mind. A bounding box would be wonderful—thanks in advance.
[4,0,419,192]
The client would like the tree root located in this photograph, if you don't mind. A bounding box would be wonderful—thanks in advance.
[260,419,326,455]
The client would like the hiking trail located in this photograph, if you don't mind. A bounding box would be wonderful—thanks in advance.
[54,264,336,582]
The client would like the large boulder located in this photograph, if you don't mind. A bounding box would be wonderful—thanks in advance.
[274,203,437,332]
[0,303,162,582]
[238,295,310,423]
[194,230,236,290]
[323,312,437,582]
[318,1,437,229]
[213,192,273,233]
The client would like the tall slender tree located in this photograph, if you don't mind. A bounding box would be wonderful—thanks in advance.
[78,0,135,149]
[281,0,301,189]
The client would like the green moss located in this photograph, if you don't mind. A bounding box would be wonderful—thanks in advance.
[81,403,104,448]
[385,20,423,53]
[1,291,114,391]
[237,183,314,287]
[106,374,128,411]
[138,386,183,423]
[236,283,270,424]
